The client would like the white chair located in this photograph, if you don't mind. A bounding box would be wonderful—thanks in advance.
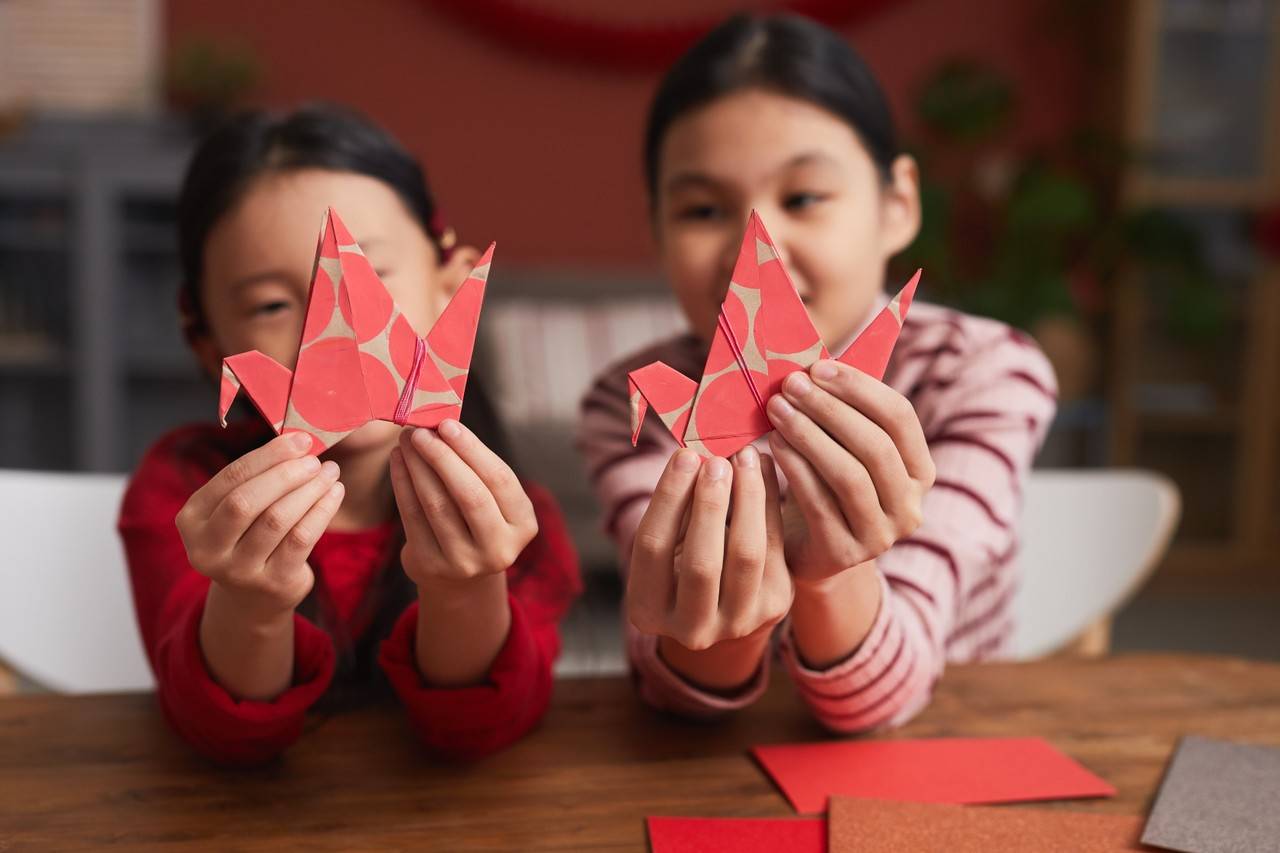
[0,470,155,693]
[1008,469,1181,659]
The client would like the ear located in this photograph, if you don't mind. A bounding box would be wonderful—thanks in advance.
[879,154,922,260]
[189,330,224,384]
[437,243,483,299]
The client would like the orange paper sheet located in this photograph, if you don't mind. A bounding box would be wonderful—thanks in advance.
[828,798,1146,852]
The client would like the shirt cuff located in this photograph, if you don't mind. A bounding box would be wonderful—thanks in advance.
[628,627,770,717]
[378,593,551,759]
[779,572,932,731]
[156,592,335,765]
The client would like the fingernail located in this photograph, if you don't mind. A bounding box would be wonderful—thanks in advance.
[673,449,700,472]
[413,427,435,446]
[737,445,759,469]
[439,419,462,439]
[769,395,795,419]
[812,359,839,381]
[299,455,321,473]
[706,457,730,481]
[320,460,340,479]
[785,371,812,396]
[287,431,312,451]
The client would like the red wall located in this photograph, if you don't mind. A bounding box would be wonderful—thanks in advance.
[165,0,1087,270]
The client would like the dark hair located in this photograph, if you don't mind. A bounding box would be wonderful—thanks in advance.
[178,103,455,329]
[643,13,899,199]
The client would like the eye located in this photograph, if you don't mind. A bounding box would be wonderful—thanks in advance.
[675,203,722,222]
[251,300,291,318]
[784,192,826,211]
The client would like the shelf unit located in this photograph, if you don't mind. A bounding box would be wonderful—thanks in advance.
[0,117,203,473]
[1111,0,1280,577]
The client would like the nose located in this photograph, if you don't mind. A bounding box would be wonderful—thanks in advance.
[729,206,805,297]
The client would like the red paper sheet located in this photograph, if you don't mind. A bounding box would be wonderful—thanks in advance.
[646,817,825,853]
[752,737,1115,813]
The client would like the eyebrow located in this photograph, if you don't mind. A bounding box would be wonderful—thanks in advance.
[663,151,841,193]
[228,270,294,293]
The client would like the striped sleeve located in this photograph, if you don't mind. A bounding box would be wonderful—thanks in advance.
[576,335,772,716]
[780,308,1058,732]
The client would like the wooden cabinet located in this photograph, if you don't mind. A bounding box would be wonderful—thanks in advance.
[1112,0,1280,577]
[0,118,201,473]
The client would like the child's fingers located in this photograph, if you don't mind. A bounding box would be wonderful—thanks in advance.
[265,480,345,578]
[407,427,508,546]
[389,447,443,561]
[761,453,786,557]
[767,392,883,537]
[767,430,865,571]
[808,360,934,483]
[204,455,324,550]
[673,457,732,647]
[233,461,341,566]
[758,453,794,609]
[435,419,535,530]
[185,432,312,520]
[779,371,915,518]
[719,447,767,623]
[397,430,473,561]
[627,450,701,632]
[631,450,701,567]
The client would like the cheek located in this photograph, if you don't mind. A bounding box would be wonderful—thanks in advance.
[791,228,885,345]
[660,230,729,340]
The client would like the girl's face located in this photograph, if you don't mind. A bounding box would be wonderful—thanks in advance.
[195,168,478,457]
[653,88,921,348]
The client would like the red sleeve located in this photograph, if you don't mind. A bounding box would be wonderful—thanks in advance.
[378,482,582,760]
[117,426,336,766]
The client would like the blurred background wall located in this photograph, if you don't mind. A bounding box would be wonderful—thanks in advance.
[1,0,1277,658]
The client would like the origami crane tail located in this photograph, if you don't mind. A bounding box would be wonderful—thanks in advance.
[220,351,293,434]
[627,361,697,447]
[836,270,921,381]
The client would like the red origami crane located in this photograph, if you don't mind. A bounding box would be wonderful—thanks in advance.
[628,212,920,458]
[219,207,492,454]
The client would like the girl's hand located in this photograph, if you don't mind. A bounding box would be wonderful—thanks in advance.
[176,432,344,621]
[766,359,935,584]
[627,446,793,652]
[389,420,538,586]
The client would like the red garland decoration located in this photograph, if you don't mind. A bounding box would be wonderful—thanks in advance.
[424,0,903,71]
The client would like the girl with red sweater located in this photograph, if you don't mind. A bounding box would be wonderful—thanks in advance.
[118,105,581,765]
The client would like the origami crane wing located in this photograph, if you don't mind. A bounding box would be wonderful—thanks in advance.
[629,211,920,458]
[219,207,492,454]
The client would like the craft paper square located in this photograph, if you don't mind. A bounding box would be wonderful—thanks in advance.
[646,816,824,853]
[829,797,1145,852]
[752,736,1115,813]
[1141,735,1280,853]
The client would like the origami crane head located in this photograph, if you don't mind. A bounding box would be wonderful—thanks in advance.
[218,207,492,454]
[628,211,920,458]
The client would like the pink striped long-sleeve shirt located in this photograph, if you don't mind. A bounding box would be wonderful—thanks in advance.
[576,296,1058,731]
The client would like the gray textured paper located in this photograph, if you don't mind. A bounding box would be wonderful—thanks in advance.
[1142,735,1280,853]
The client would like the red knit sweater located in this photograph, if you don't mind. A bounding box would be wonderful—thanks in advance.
[118,423,581,766]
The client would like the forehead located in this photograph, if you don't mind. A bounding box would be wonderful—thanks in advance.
[204,169,421,279]
[658,89,874,187]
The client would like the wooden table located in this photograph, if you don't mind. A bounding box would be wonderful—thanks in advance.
[2,653,1279,851]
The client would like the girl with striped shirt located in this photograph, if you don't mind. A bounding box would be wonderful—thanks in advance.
[577,14,1057,730]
